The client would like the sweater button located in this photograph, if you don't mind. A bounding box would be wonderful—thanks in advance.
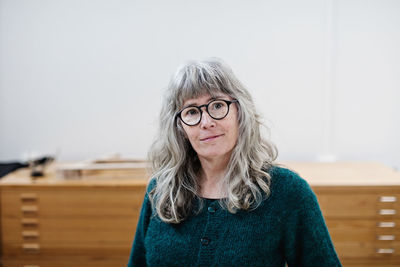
[208,206,216,213]
[201,237,210,246]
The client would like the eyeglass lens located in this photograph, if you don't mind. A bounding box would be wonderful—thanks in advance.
[181,100,229,125]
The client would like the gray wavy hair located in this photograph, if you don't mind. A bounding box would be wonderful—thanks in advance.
[148,58,278,224]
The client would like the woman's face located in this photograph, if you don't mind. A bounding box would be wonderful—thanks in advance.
[180,93,239,162]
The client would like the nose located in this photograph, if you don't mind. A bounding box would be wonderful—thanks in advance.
[199,107,216,129]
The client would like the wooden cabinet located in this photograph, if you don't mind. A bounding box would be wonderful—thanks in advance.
[0,166,148,267]
[1,162,400,266]
[290,162,400,266]
[317,189,400,266]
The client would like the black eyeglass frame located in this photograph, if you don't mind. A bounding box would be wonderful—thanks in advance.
[176,99,239,126]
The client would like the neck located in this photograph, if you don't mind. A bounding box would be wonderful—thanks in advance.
[198,154,231,198]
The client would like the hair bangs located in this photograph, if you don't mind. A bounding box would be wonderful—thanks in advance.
[174,62,233,109]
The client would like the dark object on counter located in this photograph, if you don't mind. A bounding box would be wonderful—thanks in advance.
[0,162,29,178]
[29,156,54,178]
[0,156,54,178]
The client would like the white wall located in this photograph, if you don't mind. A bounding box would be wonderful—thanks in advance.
[0,0,399,169]
[333,0,400,169]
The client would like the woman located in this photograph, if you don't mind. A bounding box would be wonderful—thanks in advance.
[128,58,341,266]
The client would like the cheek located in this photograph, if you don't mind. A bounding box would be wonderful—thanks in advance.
[181,125,196,143]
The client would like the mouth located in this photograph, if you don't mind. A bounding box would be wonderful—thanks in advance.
[200,134,224,142]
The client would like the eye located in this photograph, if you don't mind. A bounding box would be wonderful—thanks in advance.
[183,107,199,117]
[210,101,225,110]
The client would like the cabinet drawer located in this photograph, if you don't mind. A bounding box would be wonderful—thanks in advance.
[334,241,400,260]
[2,241,132,258]
[1,187,146,218]
[325,218,400,265]
[317,193,400,218]
[1,186,146,259]
[327,218,400,261]
[3,218,138,247]
[326,219,400,243]
[2,257,129,267]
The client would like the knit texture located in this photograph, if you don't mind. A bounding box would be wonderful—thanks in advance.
[127,166,342,267]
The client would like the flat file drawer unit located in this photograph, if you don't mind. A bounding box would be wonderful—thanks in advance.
[0,166,148,267]
[316,188,400,266]
[291,162,400,266]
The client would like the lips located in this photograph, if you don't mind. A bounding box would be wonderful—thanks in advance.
[200,134,224,142]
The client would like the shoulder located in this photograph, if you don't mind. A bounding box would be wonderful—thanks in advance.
[269,165,311,191]
[267,165,316,204]
[263,165,325,226]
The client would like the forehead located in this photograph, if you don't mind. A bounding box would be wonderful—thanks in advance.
[182,93,230,106]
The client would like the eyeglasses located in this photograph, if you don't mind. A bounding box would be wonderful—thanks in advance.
[177,99,238,126]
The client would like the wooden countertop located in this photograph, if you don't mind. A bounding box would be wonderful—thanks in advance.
[1,161,399,187]
[284,161,400,186]
[0,162,150,187]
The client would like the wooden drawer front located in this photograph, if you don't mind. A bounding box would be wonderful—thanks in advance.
[1,186,146,260]
[4,217,138,243]
[2,187,146,218]
[326,218,400,263]
[317,193,400,218]
[2,258,129,267]
[334,241,400,261]
[3,218,137,256]
[326,219,400,244]
[326,219,400,242]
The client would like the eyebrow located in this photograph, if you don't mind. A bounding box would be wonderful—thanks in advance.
[183,95,227,107]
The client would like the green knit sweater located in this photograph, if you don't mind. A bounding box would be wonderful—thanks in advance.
[128,166,342,267]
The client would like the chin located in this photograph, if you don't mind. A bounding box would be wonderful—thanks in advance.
[197,149,232,160]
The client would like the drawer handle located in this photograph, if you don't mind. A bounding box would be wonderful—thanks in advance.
[21,205,39,213]
[379,209,396,215]
[20,193,38,201]
[22,243,40,253]
[377,248,394,254]
[378,222,396,228]
[378,235,395,241]
[23,265,40,267]
[22,231,40,238]
[380,196,397,202]
[21,218,39,227]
